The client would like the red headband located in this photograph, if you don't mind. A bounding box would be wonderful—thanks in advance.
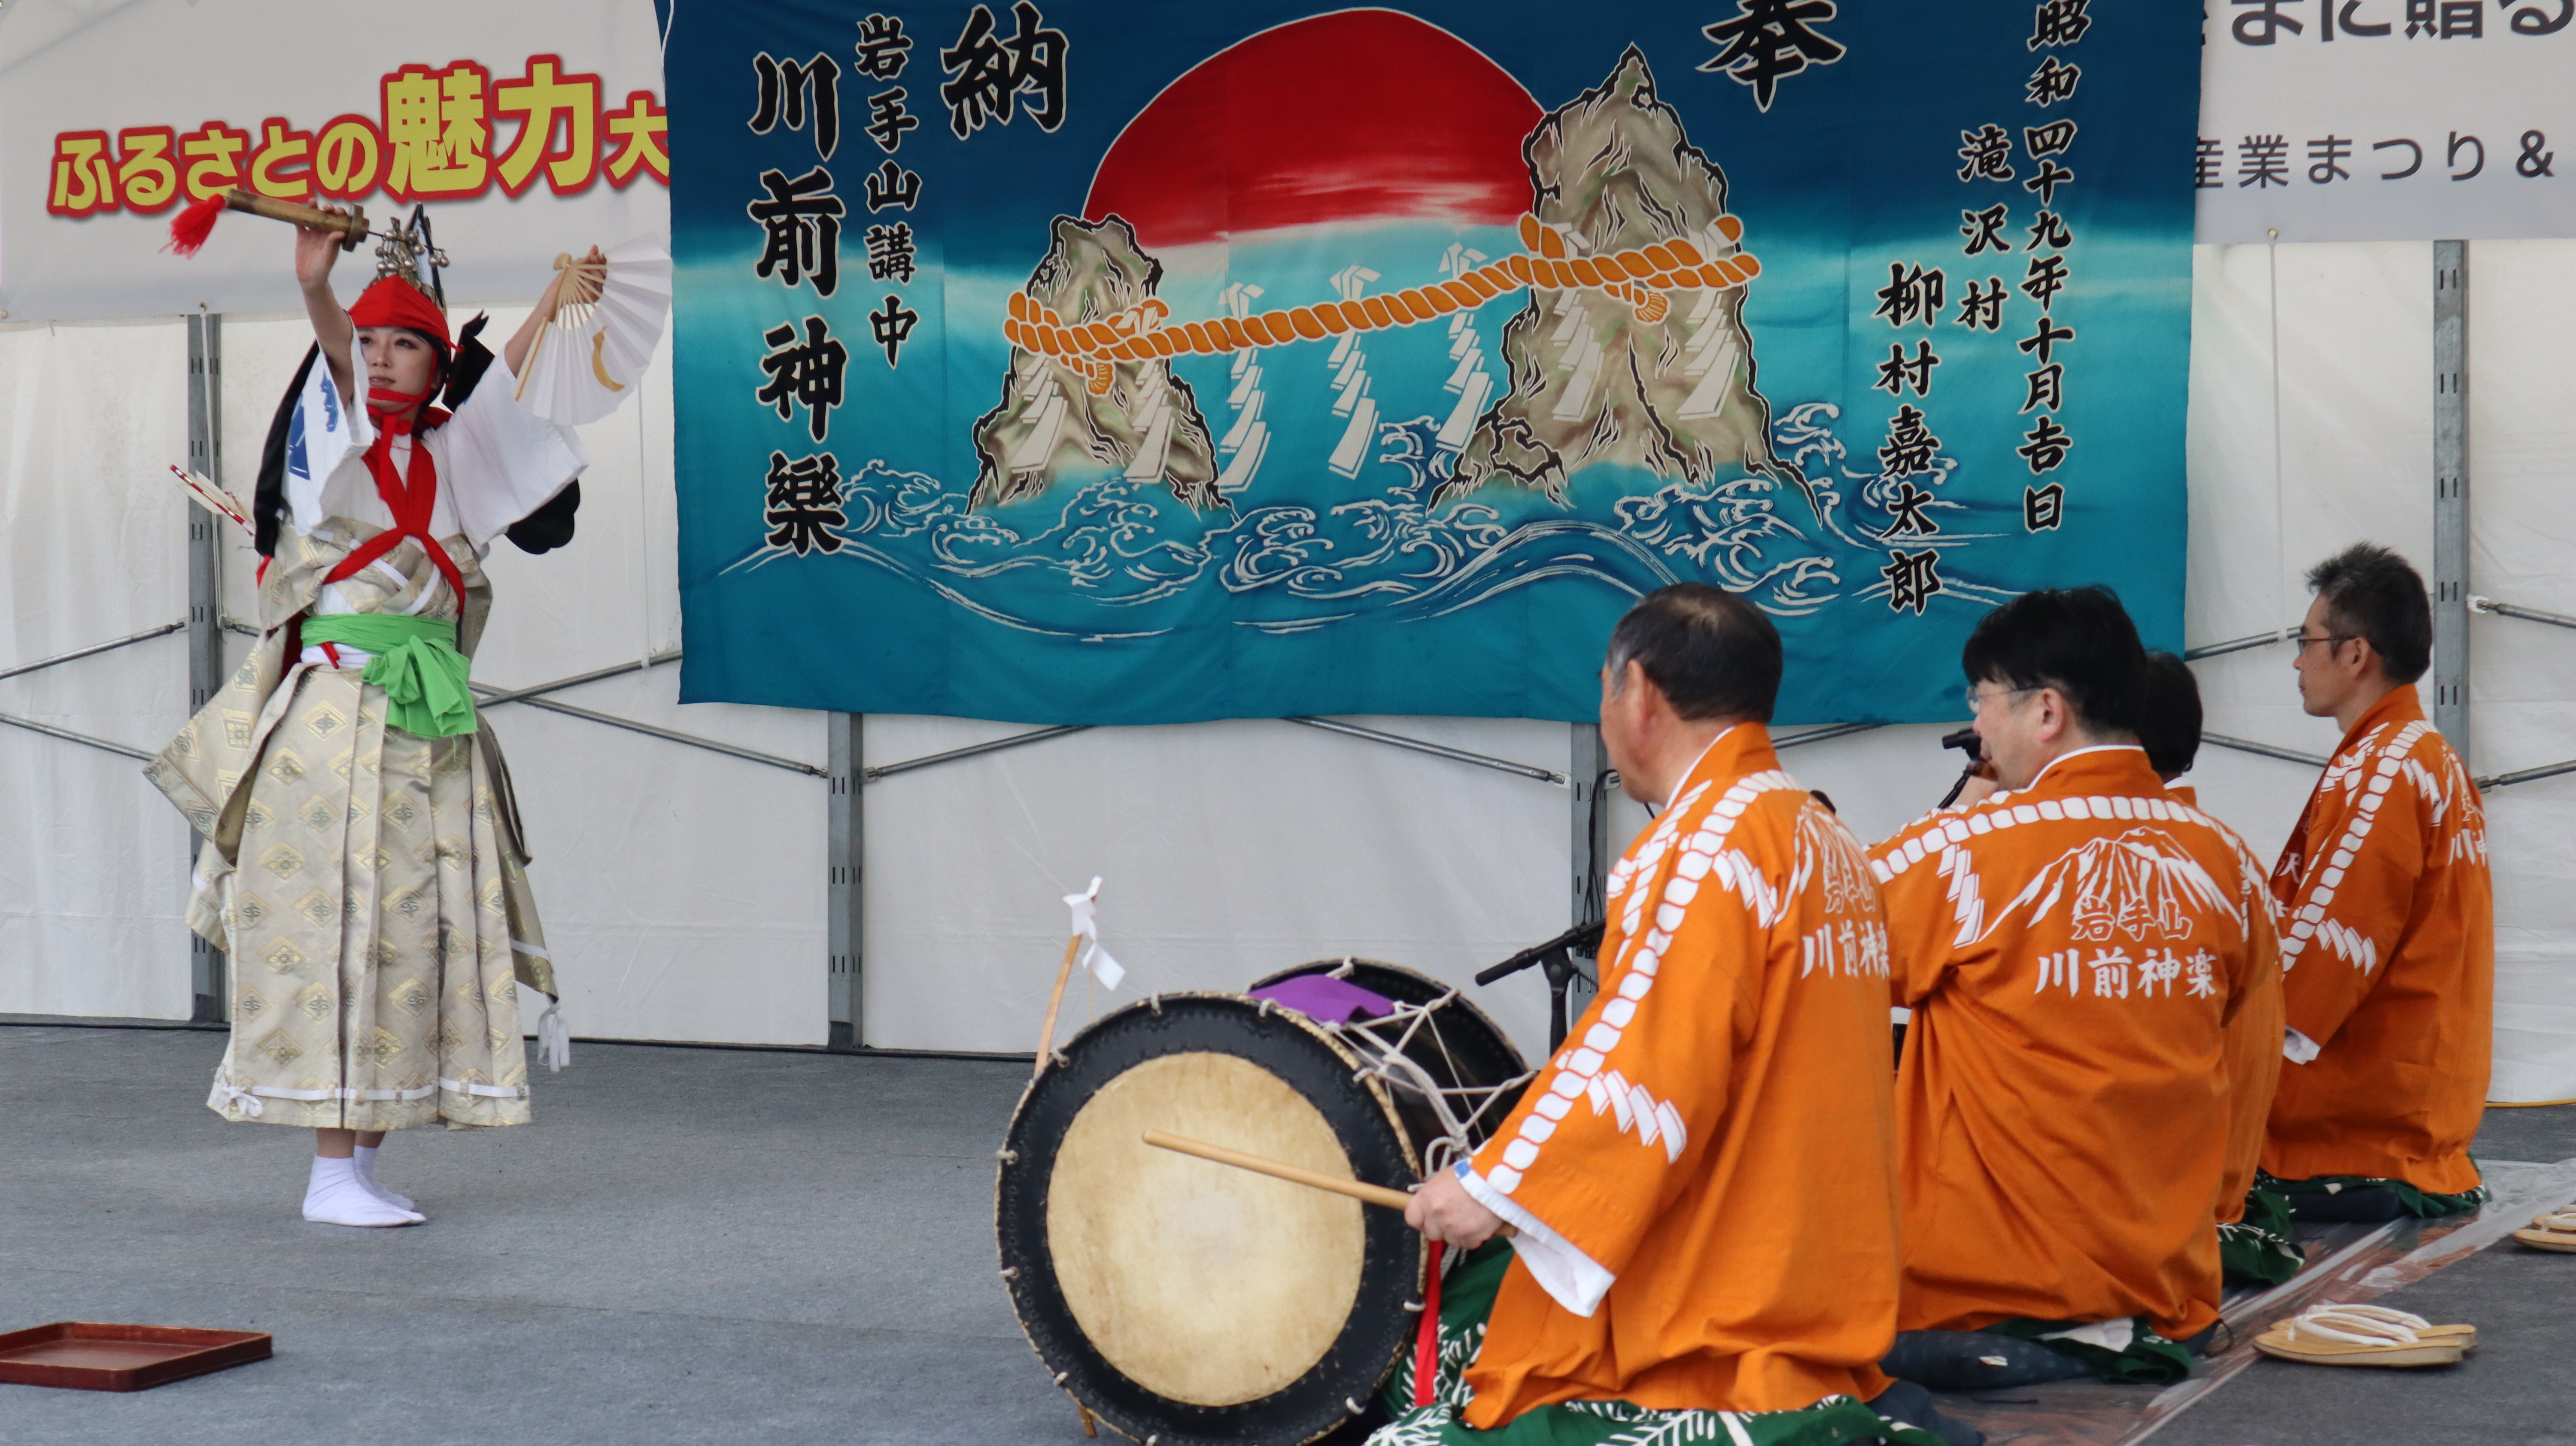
[348,275,450,351]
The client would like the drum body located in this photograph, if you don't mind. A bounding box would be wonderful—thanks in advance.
[997,964,1529,1446]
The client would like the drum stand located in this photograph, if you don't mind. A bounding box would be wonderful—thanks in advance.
[1474,920,1604,1052]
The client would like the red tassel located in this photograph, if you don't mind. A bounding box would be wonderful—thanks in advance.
[166,195,225,257]
[1413,1238,1445,1408]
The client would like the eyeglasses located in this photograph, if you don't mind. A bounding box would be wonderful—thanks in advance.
[2293,632,2357,652]
[1962,684,2040,712]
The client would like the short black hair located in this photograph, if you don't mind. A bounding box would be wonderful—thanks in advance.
[1605,583,1782,723]
[1959,585,2146,736]
[2137,650,2202,779]
[2308,543,2431,684]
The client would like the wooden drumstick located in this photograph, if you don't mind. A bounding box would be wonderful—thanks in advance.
[1144,1130,1416,1209]
[1142,1130,1516,1236]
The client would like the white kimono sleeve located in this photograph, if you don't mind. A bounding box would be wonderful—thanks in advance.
[285,336,374,535]
[440,354,589,547]
[1455,1162,1617,1317]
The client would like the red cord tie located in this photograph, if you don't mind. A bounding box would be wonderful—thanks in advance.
[322,396,463,608]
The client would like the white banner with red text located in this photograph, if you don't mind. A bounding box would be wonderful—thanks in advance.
[0,0,669,322]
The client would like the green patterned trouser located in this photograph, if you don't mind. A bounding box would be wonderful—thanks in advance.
[1979,1316,2193,1385]
[2259,1167,2491,1218]
[2220,1185,2304,1286]
[1367,1242,1947,1446]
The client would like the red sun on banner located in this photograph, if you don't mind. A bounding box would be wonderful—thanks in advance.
[1083,10,1543,249]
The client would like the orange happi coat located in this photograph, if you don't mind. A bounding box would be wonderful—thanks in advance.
[1460,725,1904,1426]
[1868,747,2277,1341]
[2172,784,2288,1226]
[2263,686,2493,1194]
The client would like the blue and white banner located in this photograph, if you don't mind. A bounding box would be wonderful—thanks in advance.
[667,1,2199,725]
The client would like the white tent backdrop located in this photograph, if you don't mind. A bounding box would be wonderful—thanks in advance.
[5,240,2571,1099]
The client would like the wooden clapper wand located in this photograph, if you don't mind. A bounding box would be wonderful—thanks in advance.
[1034,878,1124,1077]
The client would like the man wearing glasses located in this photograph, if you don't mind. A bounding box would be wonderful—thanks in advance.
[1865,587,2278,1392]
[2261,544,2493,1222]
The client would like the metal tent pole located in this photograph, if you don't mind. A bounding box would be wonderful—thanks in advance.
[2202,732,2330,769]
[1774,722,1886,749]
[0,712,155,759]
[1566,723,1607,1024]
[827,713,865,1050]
[2432,240,2471,765]
[1282,716,1567,785]
[0,621,186,682]
[185,313,227,1024]
[1570,723,1606,929]
[2470,595,2576,632]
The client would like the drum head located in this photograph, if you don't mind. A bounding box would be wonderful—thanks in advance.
[1248,959,1531,1148]
[999,994,1420,1446]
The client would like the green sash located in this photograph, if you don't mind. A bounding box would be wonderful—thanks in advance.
[302,613,477,738]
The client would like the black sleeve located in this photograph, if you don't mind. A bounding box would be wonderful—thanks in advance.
[505,480,583,554]
[443,313,583,555]
[252,344,320,558]
[443,314,495,407]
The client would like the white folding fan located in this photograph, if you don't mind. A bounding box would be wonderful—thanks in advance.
[514,236,671,426]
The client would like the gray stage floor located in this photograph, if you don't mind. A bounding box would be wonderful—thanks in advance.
[4,1024,2571,1446]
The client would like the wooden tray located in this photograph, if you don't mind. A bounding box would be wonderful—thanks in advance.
[0,1322,271,1391]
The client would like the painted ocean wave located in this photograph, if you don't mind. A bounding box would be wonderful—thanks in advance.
[720,399,2008,638]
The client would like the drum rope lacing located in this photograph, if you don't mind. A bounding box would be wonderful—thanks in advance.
[1313,960,1538,1172]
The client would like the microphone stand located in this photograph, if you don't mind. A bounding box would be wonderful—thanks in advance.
[1476,920,1605,1051]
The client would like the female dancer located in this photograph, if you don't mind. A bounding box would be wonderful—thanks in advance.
[149,217,598,1226]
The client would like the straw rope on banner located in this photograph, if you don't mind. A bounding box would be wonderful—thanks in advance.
[1001,212,1760,396]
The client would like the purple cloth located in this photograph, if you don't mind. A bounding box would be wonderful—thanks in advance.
[1248,974,1396,1024]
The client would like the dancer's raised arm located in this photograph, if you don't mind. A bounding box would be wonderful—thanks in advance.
[295,215,357,403]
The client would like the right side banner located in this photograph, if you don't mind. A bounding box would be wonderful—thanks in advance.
[2198,0,2576,242]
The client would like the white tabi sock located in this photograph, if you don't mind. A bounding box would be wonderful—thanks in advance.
[351,1144,415,1211]
[303,1156,423,1227]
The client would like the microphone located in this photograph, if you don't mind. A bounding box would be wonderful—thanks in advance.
[1936,727,1986,809]
[1476,920,1605,985]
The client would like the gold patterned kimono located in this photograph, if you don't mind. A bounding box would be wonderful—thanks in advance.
[146,345,577,1131]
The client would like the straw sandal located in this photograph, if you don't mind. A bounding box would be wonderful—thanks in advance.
[2513,1209,2576,1252]
[2300,1303,2476,1351]
[2252,1305,2468,1367]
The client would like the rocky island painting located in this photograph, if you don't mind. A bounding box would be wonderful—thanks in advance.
[669,3,2202,725]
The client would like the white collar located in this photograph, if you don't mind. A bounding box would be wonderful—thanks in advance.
[2020,743,2148,793]
[1644,722,1743,809]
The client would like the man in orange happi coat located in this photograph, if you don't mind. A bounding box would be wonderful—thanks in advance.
[2263,544,2493,1221]
[2139,651,2298,1285]
[1387,585,1969,1446]
[1869,589,2277,1393]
